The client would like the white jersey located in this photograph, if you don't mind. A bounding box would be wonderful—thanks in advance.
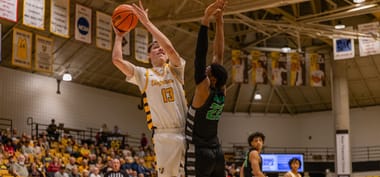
[127,60,187,130]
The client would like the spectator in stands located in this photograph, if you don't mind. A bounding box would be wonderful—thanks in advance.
[112,126,121,135]
[69,166,81,177]
[4,140,15,156]
[47,119,59,141]
[10,154,29,177]
[29,162,44,177]
[104,158,128,177]
[89,167,101,177]
[47,157,61,177]
[140,133,148,149]
[65,157,78,173]
[82,169,90,177]
[55,165,69,177]
[284,158,302,177]
[240,132,266,177]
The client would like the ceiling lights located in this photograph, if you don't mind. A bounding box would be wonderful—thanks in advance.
[353,0,365,3]
[62,71,72,81]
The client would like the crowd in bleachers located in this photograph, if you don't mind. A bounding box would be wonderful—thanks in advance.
[0,126,156,177]
[0,121,241,177]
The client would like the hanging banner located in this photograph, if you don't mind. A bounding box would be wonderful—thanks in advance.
[50,0,70,38]
[122,32,131,56]
[357,22,380,57]
[231,50,244,83]
[96,11,112,51]
[336,131,351,176]
[251,50,268,85]
[134,28,149,63]
[289,53,305,86]
[309,53,326,87]
[23,0,45,30]
[35,35,54,73]
[0,0,18,22]
[270,52,288,86]
[333,27,355,60]
[75,4,91,44]
[12,28,32,69]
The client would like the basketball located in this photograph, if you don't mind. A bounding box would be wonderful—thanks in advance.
[112,4,138,32]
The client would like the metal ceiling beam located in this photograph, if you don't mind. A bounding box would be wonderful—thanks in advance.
[264,87,275,113]
[248,84,258,114]
[298,1,380,23]
[274,87,294,114]
[153,0,311,25]
[232,84,242,113]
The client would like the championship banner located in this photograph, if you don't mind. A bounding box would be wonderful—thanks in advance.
[12,28,32,69]
[358,22,380,57]
[35,35,53,73]
[122,32,131,56]
[309,53,326,87]
[0,0,18,22]
[251,50,268,85]
[75,4,91,44]
[333,27,355,60]
[23,0,45,30]
[270,52,288,86]
[232,50,244,83]
[289,53,305,86]
[50,0,70,38]
[96,11,112,51]
[134,28,149,63]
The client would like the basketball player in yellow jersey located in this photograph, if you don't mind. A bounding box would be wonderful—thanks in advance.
[112,1,187,177]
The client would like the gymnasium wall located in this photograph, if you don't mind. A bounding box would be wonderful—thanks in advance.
[1,66,379,148]
[219,106,380,148]
[0,66,149,138]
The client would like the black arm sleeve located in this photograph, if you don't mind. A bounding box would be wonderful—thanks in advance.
[194,25,209,85]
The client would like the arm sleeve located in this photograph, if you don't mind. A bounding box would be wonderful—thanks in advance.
[194,25,209,84]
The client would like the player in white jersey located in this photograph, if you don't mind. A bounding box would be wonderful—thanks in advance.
[111,1,187,176]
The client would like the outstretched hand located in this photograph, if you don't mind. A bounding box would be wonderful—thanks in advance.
[132,0,150,25]
[202,0,225,25]
[112,25,127,37]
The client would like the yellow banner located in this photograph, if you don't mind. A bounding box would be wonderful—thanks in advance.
[12,28,33,69]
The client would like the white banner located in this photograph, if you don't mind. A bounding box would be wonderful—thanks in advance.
[75,4,91,44]
[0,0,18,22]
[134,28,149,63]
[12,28,32,69]
[23,0,45,30]
[333,38,355,60]
[96,11,112,51]
[122,32,131,56]
[358,22,380,56]
[50,0,70,38]
[35,35,54,73]
[336,132,351,175]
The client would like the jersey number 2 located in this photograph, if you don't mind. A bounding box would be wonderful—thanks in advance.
[161,87,174,103]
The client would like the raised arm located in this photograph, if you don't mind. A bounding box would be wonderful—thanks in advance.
[250,151,266,177]
[212,4,225,65]
[132,0,182,67]
[112,27,135,78]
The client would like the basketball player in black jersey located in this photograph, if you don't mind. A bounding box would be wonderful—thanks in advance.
[184,0,227,177]
[240,132,266,177]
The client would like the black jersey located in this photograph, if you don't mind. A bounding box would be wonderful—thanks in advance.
[243,148,262,177]
[185,88,225,147]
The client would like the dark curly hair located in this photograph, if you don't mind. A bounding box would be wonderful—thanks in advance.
[247,132,265,145]
[288,157,301,168]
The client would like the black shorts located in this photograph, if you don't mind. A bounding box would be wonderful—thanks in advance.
[185,143,225,177]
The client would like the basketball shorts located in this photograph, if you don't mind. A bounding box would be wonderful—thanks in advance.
[185,144,225,177]
[154,128,186,177]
